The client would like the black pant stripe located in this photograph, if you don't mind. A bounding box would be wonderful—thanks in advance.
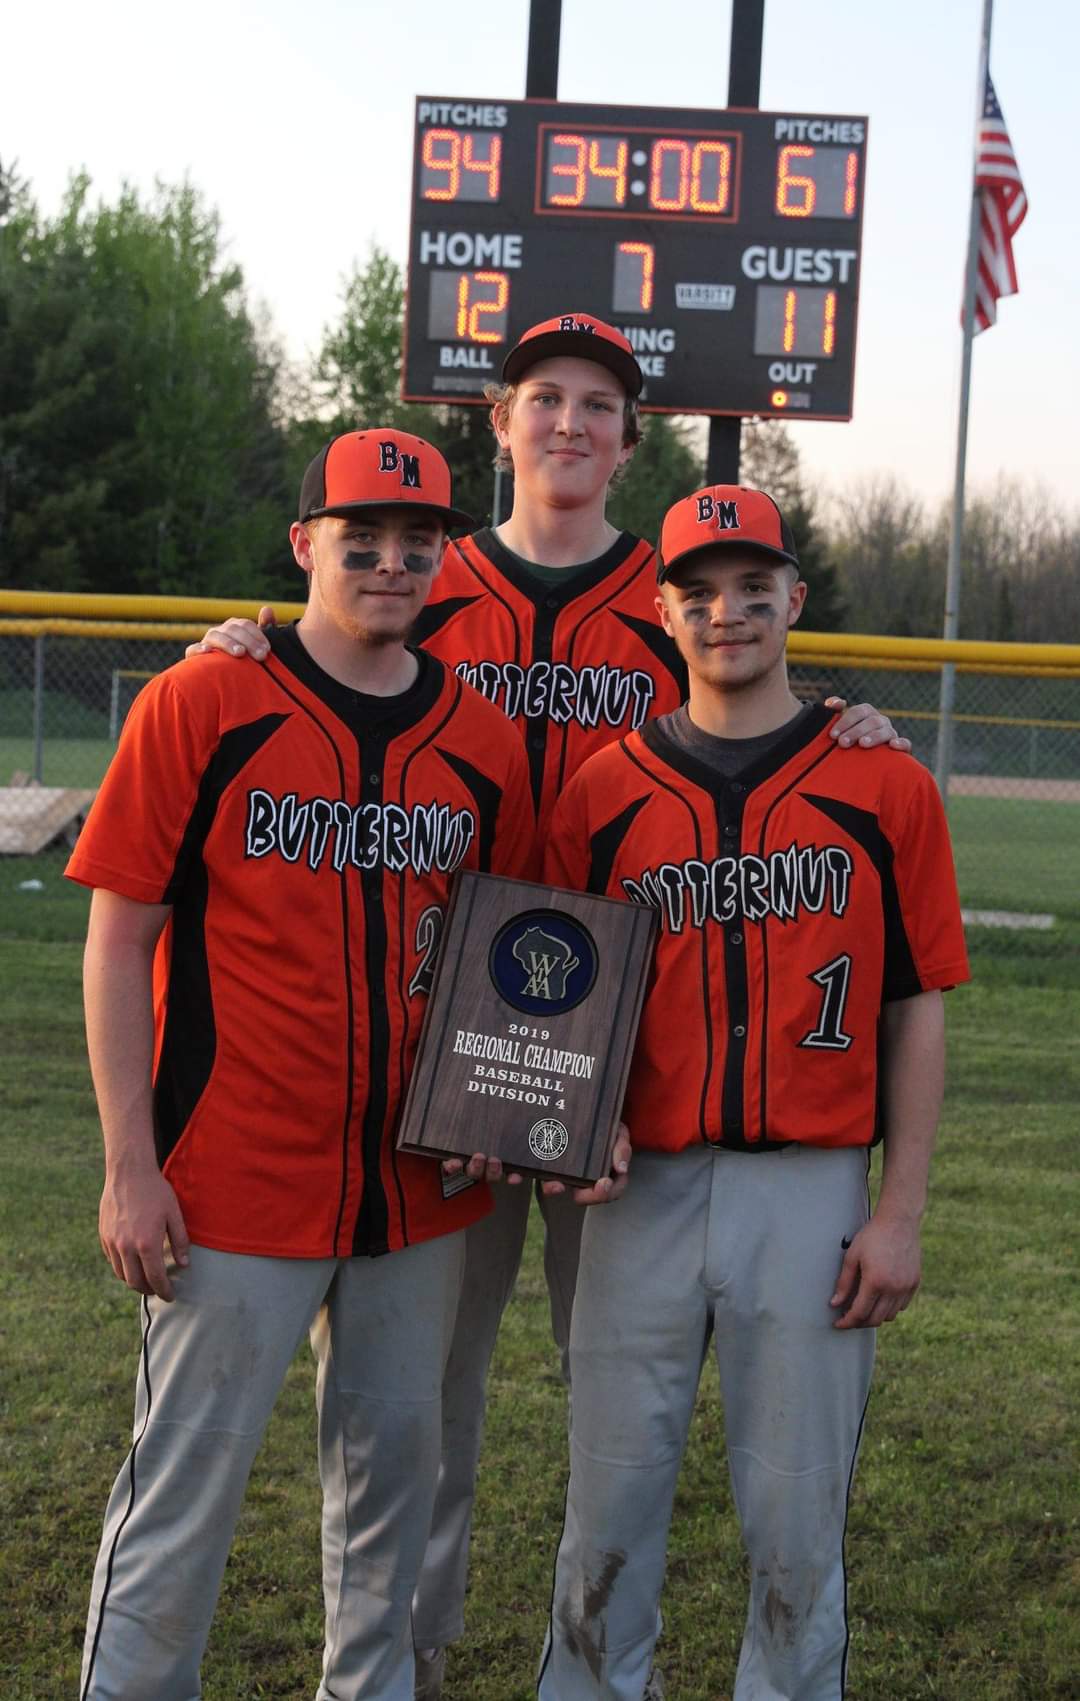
[839,1152,875,1697]
[536,1458,575,1695]
[81,1298,155,1701]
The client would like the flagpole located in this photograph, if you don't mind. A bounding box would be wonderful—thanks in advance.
[935,0,995,804]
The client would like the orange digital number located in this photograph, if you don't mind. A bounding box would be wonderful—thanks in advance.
[843,150,858,216]
[689,141,732,214]
[549,133,587,206]
[782,289,839,355]
[783,289,798,353]
[776,144,816,218]
[618,242,655,310]
[822,290,837,355]
[650,138,690,211]
[463,133,502,199]
[587,138,628,204]
[454,271,510,343]
[422,129,461,201]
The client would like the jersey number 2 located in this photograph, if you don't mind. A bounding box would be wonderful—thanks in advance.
[798,954,854,1051]
[408,906,445,998]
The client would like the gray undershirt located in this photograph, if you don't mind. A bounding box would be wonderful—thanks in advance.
[657,702,813,780]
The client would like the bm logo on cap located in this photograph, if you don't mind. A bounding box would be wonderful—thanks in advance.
[559,317,596,335]
[696,494,740,529]
[378,440,422,488]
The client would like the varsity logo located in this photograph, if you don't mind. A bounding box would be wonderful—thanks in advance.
[489,909,598,1015]
[558,317,596,335]
[696,493,739,529]
[528,1119,570,1163]
[378,440,421,488]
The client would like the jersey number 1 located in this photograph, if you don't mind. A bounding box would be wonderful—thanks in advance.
[798,953,854,1051]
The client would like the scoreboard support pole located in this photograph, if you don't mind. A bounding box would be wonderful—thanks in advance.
[519,0,764,490]
[707,0,766,485]
[490,0,566,525]
[526,0,563,100]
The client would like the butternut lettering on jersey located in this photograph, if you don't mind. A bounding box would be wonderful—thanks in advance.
[455,659,656,730]
[245,790,477,875]
[622,844,854,933]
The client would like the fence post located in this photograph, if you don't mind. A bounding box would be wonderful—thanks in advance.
[32,633,46,783]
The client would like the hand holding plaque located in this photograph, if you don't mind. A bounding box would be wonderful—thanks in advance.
[397,873,656,1186]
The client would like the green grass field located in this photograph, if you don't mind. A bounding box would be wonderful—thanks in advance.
[0,859,1077,1698]
[0,735,114,790]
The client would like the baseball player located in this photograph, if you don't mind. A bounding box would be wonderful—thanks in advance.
[535,483,970,1701]
[67,430,539,1701]
[185,318,907,1699]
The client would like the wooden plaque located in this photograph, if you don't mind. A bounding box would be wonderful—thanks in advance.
[397,872,657,1186]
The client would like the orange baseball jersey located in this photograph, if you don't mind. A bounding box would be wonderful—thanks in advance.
[67,627,536,1258]
[545,705,969,1153]
[413,529,687,828]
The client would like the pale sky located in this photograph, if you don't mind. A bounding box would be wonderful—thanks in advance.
[7,0,1077,511]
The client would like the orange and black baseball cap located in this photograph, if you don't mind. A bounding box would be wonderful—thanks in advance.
[656,485,801,583]
[299,428,474,531]
[501,313,643,397]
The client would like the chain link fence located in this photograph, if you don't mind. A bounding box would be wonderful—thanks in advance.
[2,606,1077,978]
[788,653,1080,981]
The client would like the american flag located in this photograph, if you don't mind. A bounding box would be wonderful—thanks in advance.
[969,74,1028,334]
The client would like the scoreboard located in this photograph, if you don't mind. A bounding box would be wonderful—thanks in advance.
[403,97,868,419]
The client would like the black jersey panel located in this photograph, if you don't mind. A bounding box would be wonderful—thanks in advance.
[611,610,688,696]
[800,793,920,1001]
[587,793,651,896]
[411,596,484,646]
[435,746,504,874]
[156,714,289,1166]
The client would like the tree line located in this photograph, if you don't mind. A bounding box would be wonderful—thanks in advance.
[1,166,1075,640]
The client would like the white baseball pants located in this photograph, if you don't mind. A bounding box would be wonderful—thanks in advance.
[81,1234,465,1700]
[537,1143,877,1701]
[412,1181,584,1650]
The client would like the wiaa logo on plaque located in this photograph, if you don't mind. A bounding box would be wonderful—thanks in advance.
[528,1118,570,1162]
[489,909,598,1016]
[511,926,578,1000]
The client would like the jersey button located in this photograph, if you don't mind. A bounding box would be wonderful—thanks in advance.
[723,823,738,837]
[545,594,560,609]
[731,931,743,946]
[530,735,545,752]
[730,782,746,794]
[733,1023,746,1038]
[368,773,380,788]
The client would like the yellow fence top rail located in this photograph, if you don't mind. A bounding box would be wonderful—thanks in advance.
[787,631,1080,669]
[2,591,1080,672]
[0,590,307,623]
[0,620,225,640]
